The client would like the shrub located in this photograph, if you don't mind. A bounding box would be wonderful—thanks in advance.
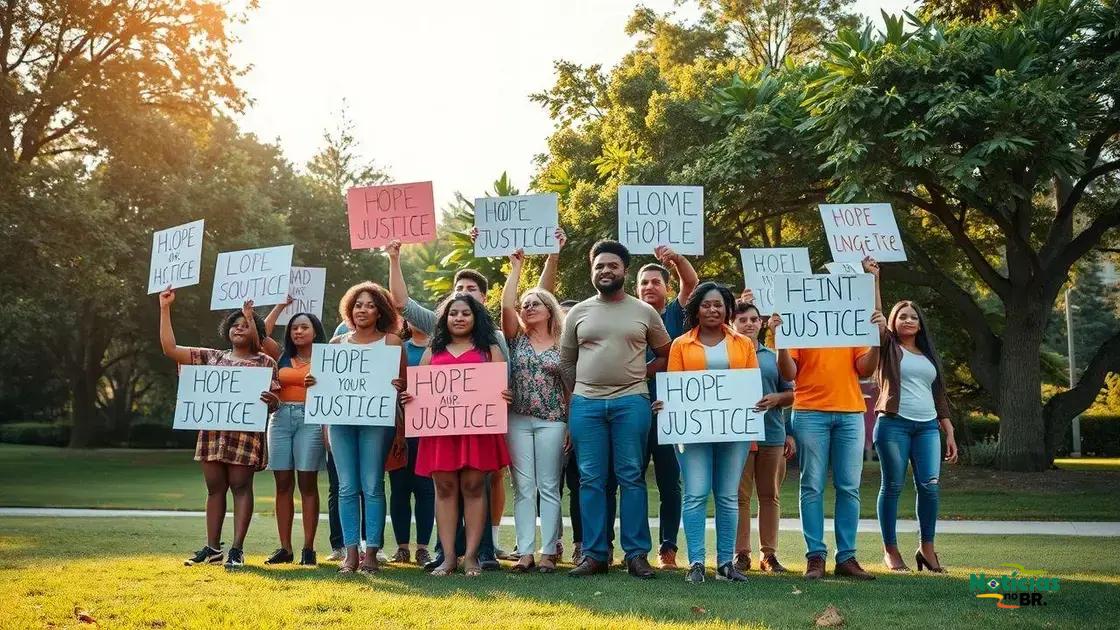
[963,437,999,467]
[126,422,196,449]
[0,422,70,446]
[963,413,1119,457]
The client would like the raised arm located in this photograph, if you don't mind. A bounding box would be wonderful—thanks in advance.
[158,287,193,364]
[537,227,566,293]
[501,250,525,342]
[239,300,268,357]
[385,240,408,309]
[656,245,699,305]
[263,294,294,337]
[863,256,882,313]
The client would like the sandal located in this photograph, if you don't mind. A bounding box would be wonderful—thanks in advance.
[338,562,357,574]
[464,559,483,577]
[539,557,557,574]
[511,557,536,573]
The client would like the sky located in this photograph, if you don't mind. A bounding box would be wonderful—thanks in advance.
[231,0,913,210]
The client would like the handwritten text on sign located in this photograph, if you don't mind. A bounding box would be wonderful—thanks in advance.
[474,193,559,257]
[148,219,204,294]
[740,247,812,315]
[655,369,765,445]
[347,181,436,248]
[771,274,878,348]
[824,262,864,275]
[405,362,508,437]
[819,203,907,262]
[173,365,273,432]
[306,343,401,426]
[618,185,704,255]
[210,245,294,310]
[276,267,326,326]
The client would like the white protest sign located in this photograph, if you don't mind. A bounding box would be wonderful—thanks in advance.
[656,369,765,445]
[819,203,907,262]
[740,247,812,314]
[618,185,704,255]
[276,267,326,326]
[824,262,864,275]
[770,274,878,348]
[173,365,273,432]
[306,343,401,426]
[210,245,294,310]
[474,193,559,257]
[148,219,204,294]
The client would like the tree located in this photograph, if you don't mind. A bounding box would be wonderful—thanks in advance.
[697,0,859,67]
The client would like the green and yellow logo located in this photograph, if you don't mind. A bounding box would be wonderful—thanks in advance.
[970,564,1061,609]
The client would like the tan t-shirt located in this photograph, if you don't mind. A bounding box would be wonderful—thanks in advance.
[560,294,671,399]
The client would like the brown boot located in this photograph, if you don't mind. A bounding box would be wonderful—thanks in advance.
[804,555,826,579]
[567,556,608,577]
[760,554,788,573]
[733,552,751,572]
[627,555,657,579]
[834,557,876,580]
[658,548,678,570]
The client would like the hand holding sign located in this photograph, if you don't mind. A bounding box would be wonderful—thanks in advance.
[159,285,176,308]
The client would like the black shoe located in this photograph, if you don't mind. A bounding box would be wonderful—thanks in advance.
[479,552,501,571]
[264,548,294,565]
[424,553,445,573]
[685,562,705,583]
[717,561,749,582]
[299,549,317,566]
[224,547,245,569]
[184,545,222,566]
[568,557,609,577]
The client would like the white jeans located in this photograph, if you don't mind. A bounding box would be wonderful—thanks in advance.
[506,413,566,555]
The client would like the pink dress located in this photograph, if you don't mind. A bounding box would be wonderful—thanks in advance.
[414,346,512,476]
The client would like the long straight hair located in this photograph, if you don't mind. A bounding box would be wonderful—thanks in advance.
[887,300,945,389]
[279,313,327,368]
[431,293,497,355]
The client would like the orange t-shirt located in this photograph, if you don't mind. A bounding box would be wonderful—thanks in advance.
[789,347,870,412]
[277,360,311,403]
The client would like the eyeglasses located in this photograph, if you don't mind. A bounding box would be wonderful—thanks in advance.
[520,300,548,311]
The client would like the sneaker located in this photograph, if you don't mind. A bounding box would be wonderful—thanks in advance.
[264,548,294,565]
[327,548,344,562]
[224,547,245,569]
[717,561,749,582]
[299,549,317,566]
[415,548,433,567]
[659,548,678,570]
[685,562,705,583]
[390,547,411,563]
[496,547,518,561]
[184,545,222,566]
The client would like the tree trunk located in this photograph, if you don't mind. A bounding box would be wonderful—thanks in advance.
[68,372,102,448]
[995,306,1049,471]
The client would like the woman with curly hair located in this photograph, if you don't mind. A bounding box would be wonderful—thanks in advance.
[159,287,280,569]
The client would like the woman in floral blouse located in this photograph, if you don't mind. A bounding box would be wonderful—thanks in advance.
[159,287,281,569]
[500,248,569,573]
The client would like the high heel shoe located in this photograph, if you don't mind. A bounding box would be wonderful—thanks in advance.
[915,550,946,573]
[883,553,910,572]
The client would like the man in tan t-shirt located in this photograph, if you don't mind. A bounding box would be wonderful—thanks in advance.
[560,239,671,579]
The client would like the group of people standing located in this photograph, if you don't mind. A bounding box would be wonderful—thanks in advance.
[158,230,958,582]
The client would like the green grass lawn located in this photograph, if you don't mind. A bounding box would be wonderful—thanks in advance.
[2,444,1119,521]
[0,517,1116,629]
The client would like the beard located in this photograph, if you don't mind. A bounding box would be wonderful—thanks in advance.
[595,276,625,296]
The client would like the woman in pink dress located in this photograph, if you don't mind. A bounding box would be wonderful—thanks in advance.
[402,293,512,576]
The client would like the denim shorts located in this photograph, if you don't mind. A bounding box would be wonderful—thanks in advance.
[267,403,326,472]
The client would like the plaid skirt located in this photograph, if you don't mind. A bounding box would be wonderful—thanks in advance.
[195,430,266,469]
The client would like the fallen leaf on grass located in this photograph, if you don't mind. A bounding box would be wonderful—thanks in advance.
[690,606,707,615]
[73,606,96,625]
[593,591,602,596]
[814,604,844,627]
[791,588,803,595]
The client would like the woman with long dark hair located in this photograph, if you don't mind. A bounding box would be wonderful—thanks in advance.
[401,293,512,577]
[874,300,958,573]
[260,298,329,566]
[652,282,757,583]
[159,288,280,568]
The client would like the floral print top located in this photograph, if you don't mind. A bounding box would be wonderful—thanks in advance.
[510,334,567,422]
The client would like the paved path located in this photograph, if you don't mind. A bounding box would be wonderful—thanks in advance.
[3,507,1118,537]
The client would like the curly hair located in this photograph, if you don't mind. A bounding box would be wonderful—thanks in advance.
[338,282,399,333]
[684,282,736,330]
[431,293,498,355]
[589,239,631,268]
[218,310,267,353]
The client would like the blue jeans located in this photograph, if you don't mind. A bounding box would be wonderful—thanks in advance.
[874,415,941,545]
[328,424,394,548]
[792,410,864,563]
[676,441,749,566]
[570,394,652,563]
[645,420,681,553]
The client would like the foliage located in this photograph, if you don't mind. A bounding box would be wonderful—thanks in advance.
[697,0,860,67]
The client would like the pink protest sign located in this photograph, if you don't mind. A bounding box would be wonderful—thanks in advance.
[405,362,508,437]
[347,181,436,249]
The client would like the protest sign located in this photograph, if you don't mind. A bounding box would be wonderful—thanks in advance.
[306,343,401,426]
[405,362,508,437]
[819,203,907,262]
[474,193,559,257]
[210,245,294,310]
[824,261,864,275]
[740,247,812,314]
[275,267,326,326]
[770,273,878,348]
[655,369,765,445]
[173,365,273,432]
[617,185,704,255]
[148,219,204,294]
[347,181,436,248]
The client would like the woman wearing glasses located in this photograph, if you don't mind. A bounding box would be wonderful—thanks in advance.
[500,247,569,573]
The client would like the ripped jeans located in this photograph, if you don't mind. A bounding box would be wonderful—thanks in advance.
[873,415,941,545]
